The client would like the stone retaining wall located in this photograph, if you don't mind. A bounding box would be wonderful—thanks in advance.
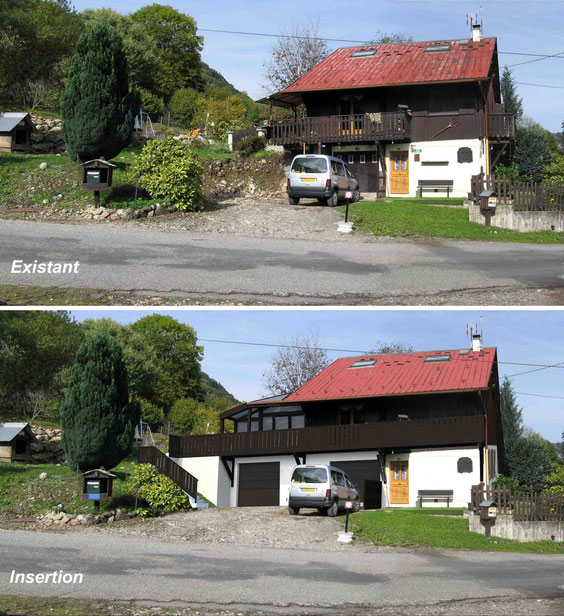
[469,513,564,542]
[468,201,564,232]
[29,114,66,155]
[30,424,65,464]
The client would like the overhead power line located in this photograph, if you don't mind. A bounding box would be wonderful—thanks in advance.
[197,337,564,373]
[516,81,564,90]
[508,49,564,68]
[197,27,564,61]
[515,392,564,400]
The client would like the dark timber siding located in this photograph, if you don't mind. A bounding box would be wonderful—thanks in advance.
[238,462,280,506]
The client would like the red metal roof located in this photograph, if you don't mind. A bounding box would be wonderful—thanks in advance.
[285,348,497,403]
[282,38,497,94]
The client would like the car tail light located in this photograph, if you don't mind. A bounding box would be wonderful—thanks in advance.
[326,179,331,188]
[326,489,332,498]
[287,178,291,187]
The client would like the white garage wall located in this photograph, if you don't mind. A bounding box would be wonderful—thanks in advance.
[230,451,383,507]
[386,138,485,198]
[173,455,231,507]
[385,447,482,508]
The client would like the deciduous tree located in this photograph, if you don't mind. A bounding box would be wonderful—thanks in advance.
[262,21,330,93]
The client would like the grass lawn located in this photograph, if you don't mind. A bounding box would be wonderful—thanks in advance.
[349,198,564,243]
[0,456,140,518]
[348,509,564,553]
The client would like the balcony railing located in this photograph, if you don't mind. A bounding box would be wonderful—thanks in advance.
[269,112,411,145]
[169,415,485,459]
[488,113,515,140]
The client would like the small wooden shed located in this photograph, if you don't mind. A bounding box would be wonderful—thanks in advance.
[0,422,35,463]
[0,112,35,153]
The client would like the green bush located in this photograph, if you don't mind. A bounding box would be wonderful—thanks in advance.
[169,87,200,127]
[170,397,205,435]
[491,474,520,493]
[132,136,203,211]
[493,162,520,182]
[235,135,266,157]
[129,463,191,515]
[542,153,564,187]
[543,466,564,496]
[139,88,165,119]
[139,398,164,427]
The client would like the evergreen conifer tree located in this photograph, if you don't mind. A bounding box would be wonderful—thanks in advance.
[500,377,523,454]
[60,333,137,472]
[500,66,523,125]
[60,22,137,162]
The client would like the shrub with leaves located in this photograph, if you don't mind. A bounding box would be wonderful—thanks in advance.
[169,87,200,126]
[543,466,564,496]
[129,463,191,515]
[138,88,165,119]
[132,137,203,211]
[139,398,164,428]
[491,474,520,493]
[235,135,266,157]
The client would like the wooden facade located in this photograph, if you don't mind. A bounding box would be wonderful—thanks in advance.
[170,415,486,459]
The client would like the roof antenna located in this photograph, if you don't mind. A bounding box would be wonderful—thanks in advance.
[467,320,483,352]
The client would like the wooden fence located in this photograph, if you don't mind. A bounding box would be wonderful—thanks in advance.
[470,173,564,212]
[231,127,258,149]
[470,483,564,522]
[138,445,198,500]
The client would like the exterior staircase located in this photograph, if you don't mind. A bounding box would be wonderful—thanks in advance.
[137,445,202,506]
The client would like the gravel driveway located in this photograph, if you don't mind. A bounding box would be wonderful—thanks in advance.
[81,506,375,552]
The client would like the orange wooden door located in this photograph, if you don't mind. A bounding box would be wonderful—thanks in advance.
[390,151,409,194]
[390,461,409,504]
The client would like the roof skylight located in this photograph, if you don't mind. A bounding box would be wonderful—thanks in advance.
[424,44,452,53]
[350,358,377,368]
[351,49,377,58]
[424,354,452,363]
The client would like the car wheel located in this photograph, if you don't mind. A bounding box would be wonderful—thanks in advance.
[328,191,339,207]
[326,499,339,517]
[353,188,361,203]
[289,506,300,515]
[352,499,361,513]
[289,196,300,205]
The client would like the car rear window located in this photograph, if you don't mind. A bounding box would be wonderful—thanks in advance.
[291,157,328,174]
[291,467,328,483]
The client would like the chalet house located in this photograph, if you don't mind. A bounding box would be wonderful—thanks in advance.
[0,112,35,153]
[170,338,505,508]
[258,25,515,198]
[0,422,35,463]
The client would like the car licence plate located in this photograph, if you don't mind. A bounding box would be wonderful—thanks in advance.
[301,178,315,182]
[301,487,316,492]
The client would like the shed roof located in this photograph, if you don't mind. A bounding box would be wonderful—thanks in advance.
[0,422,32,442]
[259,37,497,107]
[283,348,497,403]
[0,112,33,133]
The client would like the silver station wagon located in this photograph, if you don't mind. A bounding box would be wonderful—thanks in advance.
[288,464,360,516]
[287,154,361,206]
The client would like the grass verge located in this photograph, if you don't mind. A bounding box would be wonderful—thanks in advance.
[349,198,564,243]
[348,509,564,553]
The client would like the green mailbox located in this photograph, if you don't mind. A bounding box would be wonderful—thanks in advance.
[81,468,116,511]
[80,158,117,207]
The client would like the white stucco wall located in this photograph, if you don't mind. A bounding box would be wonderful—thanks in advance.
[386,138,485,198]
[385,447,482,508]
[173,455,231,507]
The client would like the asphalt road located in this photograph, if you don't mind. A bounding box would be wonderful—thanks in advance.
[1,220,564,305]
[0,530,563,613]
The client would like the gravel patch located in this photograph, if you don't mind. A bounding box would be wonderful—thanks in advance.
[80,506,377,552]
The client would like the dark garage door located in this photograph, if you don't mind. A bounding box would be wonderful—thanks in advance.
[238,462,280,507]
[342,152,379,192]
[330,459,382,508]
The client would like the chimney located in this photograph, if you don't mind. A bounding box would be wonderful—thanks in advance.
[472,332,482,352]
[472,23,482,42]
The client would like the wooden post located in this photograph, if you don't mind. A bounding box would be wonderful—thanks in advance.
[268,98,273,123]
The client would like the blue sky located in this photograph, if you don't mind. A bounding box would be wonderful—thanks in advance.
[72,0,564,131]
[70,309,563,442]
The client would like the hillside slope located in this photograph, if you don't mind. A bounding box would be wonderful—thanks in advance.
[201,371,240,407]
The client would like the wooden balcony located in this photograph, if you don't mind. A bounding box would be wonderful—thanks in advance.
[169,415,485,459]
[488,113,515,141]
[269,112,411,146]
